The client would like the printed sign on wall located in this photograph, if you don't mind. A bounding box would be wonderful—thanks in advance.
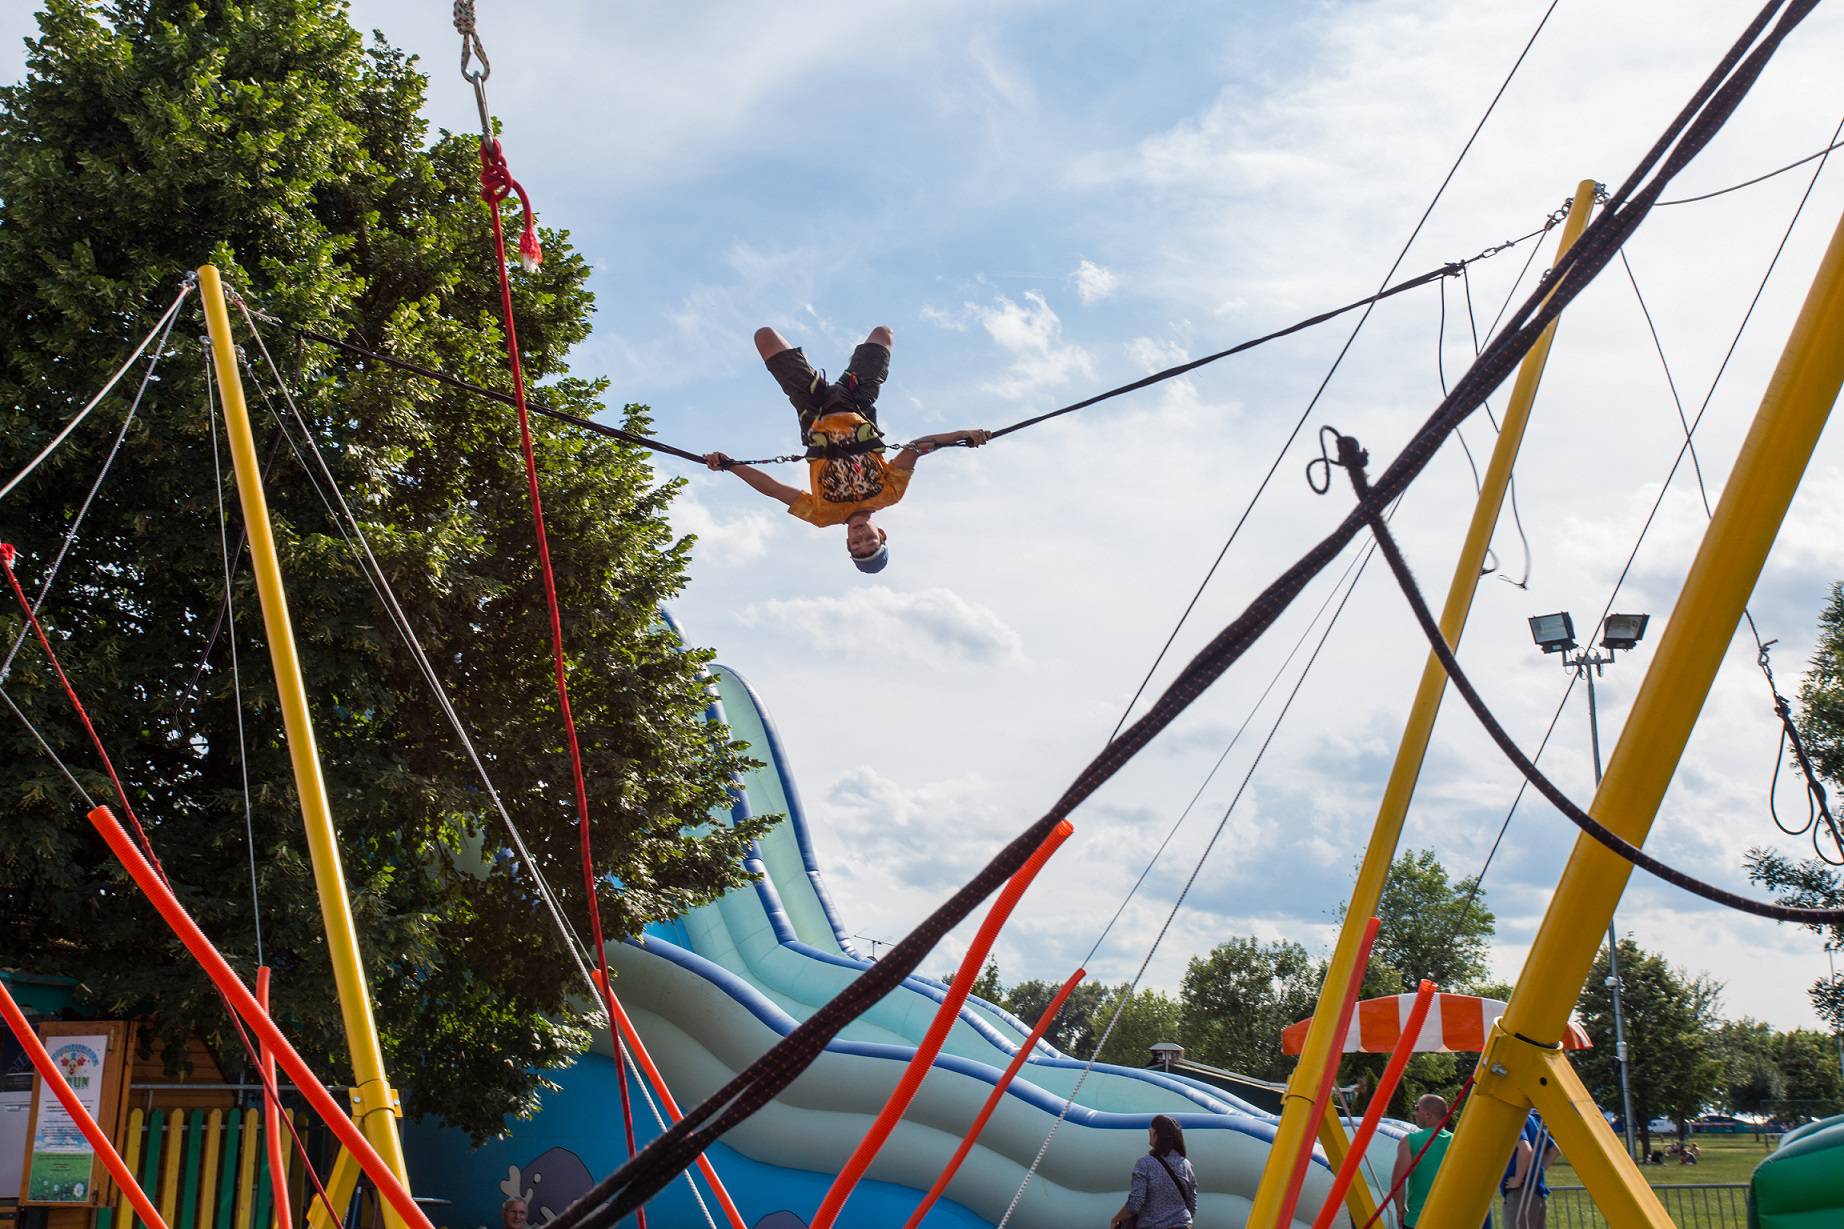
[20,1021,131,1207]
[25,1034,107,1201]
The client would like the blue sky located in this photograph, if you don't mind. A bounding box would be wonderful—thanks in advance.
[8,1,1844,1034]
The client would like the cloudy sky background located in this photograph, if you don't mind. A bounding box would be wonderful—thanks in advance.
[8,1,1844,1033]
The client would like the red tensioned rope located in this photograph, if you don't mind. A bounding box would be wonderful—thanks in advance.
[256,968,293,1229]
[1358,1074,1476,1229]
[811,820,1075,1229]
[3,543,164,875]
[902,966,1088,1229]
[0,976,168,1229]
[1276,916,1380,1229]
[1309,979,1437,1229]
[91,804,432,1229]
[475,135,646,1210]
[591,971,749,1229]
[0,544,346,1225]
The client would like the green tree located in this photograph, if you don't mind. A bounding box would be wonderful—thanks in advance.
[1180,937,1324,1081]
[1094,986,1185,1068]
[1355,848,1497,992]
[0,0,770,1140]
[1745,583,1844,1034]
[1711,1018,1784,1116]
[1772,1029,1844,1120]
[1799,583,1844,788]
[942,958,1004,1004]
[1325,851,1496,1116]
[1004,977,1113,1058]
[1575,940,1722,1153]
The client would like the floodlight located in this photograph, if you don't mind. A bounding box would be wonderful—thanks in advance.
[1601,613,1650,652]
[1529,611,1577,654]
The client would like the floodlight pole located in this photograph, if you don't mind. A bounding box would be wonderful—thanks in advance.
[1568,643,1640,1162]
[1419,206,1844,1229]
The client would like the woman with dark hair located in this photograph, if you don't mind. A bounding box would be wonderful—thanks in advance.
[1109,1114,1197,1228]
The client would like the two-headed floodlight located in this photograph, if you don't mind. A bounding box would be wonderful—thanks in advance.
[1529,611,1577,654]
[1529,611,1651,658]
[1600,613,1650,652]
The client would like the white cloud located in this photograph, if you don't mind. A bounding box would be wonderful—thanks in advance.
[1073,259,1119,304]
[920,304,971,332]
[671,488,778,564]
[738,585,1026,664]
[819,766,1009,891]
[967,291,1096,400]
[1126,336,1189,373]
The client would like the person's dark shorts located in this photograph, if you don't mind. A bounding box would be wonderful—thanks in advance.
[764,342,890,439]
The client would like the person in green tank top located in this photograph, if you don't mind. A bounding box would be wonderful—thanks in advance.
[1391,1093,1494,1228]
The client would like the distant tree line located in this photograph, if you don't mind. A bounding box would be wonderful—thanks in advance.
[946,846,1843,1136]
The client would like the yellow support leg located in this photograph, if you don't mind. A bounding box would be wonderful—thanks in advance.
[198,264,412,1223]
[1250,179,1599,1227]
[305,1147,364,1229]
[1317,1097,1382,1228]
[1419,206,1844,1228]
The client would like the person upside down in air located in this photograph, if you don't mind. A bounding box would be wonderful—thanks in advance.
[703,326,990,573]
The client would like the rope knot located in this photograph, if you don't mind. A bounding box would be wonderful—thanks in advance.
[1305,426,1368,494]
[0,542,14,569]
[478,140,512,203]
[478,141,543,271]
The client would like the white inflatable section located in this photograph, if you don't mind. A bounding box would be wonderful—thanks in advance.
[611,663,1402,1228]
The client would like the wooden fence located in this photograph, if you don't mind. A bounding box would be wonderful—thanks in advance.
[98,1106,325,1229]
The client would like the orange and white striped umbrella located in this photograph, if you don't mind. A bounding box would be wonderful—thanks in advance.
[1280,993,1592,1055]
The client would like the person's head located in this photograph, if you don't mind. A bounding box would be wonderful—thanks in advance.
[1147,1113,1187,1158]
[501,1199,528,1229]
[845,513,888,574]
[1414,1094,1448,1129]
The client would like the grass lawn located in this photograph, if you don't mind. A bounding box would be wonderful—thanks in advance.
[1534,1134,1769,1228]
[1547,1132,1771,1187]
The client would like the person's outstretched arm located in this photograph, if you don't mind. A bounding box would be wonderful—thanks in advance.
[704,452,801,506]
[892,428,992,472]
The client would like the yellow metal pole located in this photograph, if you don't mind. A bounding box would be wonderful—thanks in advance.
[197,265,412,1215]
[1248,180,1599,1226]
[305,1149,364,1229]
[1420,205,1844,1228]
[1316,1097,1381,1228]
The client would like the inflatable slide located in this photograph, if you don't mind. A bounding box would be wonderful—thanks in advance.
[405,660,1403,1228]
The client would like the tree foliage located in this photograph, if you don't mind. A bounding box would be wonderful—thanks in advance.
[1575,939,1722,1150]
[1003,977,1114,1059]
[1711,1018,1785,1116]
[1094,987,1184,1068]
[1180,937,1323,1082]
[1365,849,1496,992]
[1745,581,1844,1035]
[0,0,770,1140]
[1772,1029,1843,1118]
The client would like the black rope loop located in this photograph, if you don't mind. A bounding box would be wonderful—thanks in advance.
[1758,641,1843,864]
[1305,424,1352,494]
[1334,433,1844,925]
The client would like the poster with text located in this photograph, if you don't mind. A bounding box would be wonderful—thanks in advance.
[24,1034,107,1202]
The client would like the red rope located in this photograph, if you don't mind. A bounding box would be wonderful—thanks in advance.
[475,141,646,1217]
[2,542,344,1226]
[1357,1073,1476,1229]
[4,542,165,877]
